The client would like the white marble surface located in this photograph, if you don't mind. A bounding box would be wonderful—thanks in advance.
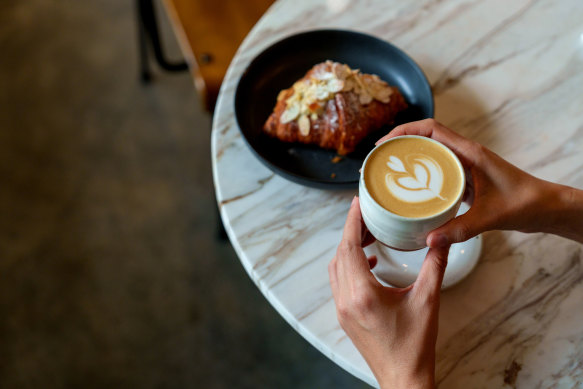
[211,0,583,387]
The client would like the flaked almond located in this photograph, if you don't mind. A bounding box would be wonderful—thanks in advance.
[333,62,352,80]
[371,87,392,103]
[313,70,335,81]
[314,86,330,100]
[298,114,310,136]
[327,78,344,93]
[358,93,373,105]
[281,103,300,123]
[342,77,355,92]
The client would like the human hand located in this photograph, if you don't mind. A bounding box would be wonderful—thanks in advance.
[329,197,449,389]
[376,119,583,246]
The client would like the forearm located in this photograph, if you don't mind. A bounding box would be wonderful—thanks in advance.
[547,184,583,243]
[375,354,435,389]
[531,181,583,243]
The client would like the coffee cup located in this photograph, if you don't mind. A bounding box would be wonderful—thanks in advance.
[359,135,466,251]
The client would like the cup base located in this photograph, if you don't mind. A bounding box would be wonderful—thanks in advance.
[365,234,482,290]
[364,202,482,289]
[376,240,425,252]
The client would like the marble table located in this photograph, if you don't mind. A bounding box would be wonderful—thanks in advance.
[211,0,583,387]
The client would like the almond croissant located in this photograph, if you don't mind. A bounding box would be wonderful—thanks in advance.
[263,61,407,155]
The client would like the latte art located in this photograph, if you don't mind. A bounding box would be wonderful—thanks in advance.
[385,155,446,203]
[364,137,464,218]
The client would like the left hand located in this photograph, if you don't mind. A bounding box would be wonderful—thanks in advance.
[328,196,450,389]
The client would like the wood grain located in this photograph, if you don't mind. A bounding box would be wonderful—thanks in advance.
[162,0,273,111]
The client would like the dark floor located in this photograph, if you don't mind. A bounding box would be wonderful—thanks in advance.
[0,1,369,388]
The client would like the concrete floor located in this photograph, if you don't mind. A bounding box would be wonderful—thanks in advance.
[0,1,369,388]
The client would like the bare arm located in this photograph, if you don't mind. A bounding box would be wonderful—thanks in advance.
[328,120,582,388]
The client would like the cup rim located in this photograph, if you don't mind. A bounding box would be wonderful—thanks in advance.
[360,135,466,221]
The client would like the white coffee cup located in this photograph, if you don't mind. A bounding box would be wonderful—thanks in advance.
[359,135,466,251]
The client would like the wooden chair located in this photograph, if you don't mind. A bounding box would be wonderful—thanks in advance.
[136,0,274,112]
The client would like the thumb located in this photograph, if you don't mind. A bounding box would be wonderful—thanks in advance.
[426,210,484,248]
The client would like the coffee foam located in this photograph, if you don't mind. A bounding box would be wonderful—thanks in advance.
[364,137,463,218]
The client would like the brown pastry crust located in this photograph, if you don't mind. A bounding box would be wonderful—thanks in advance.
[263,63,407,155]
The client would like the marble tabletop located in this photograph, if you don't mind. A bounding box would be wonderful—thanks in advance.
[211,0,583,387]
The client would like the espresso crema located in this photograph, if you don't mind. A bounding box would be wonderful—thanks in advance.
[364,137,464,218]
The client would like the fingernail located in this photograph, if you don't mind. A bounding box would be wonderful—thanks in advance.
[431,233,449,247]
[351,196,358,206]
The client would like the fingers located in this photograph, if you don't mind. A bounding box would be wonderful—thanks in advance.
[376,118,438,144]
[343,196,376,247]
[328,257,339,300]
[342,197,364,246]
[426,209,485,247]
[462,169,475,205]
[336,197,378,286]
[414,246,450,297]
[375,119,478,168]
[335,243,368,287]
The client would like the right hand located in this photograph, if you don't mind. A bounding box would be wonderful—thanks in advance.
[329,197,447,389]
[376,119,583,246]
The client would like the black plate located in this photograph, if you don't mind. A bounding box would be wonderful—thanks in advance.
[234,29,434,189]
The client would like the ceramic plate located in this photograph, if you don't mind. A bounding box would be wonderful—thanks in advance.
[234,29,434,189]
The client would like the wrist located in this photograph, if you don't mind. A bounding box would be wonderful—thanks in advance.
[551,185,583,243]
[377,368,434,389]
[378,377,433,389]
[534,182,583,243]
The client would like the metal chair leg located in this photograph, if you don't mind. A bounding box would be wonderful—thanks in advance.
[137,1,152,83]
[136,0,188,82]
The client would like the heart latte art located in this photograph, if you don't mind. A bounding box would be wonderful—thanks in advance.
[385,155,445,203]
[364,137,464,218]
